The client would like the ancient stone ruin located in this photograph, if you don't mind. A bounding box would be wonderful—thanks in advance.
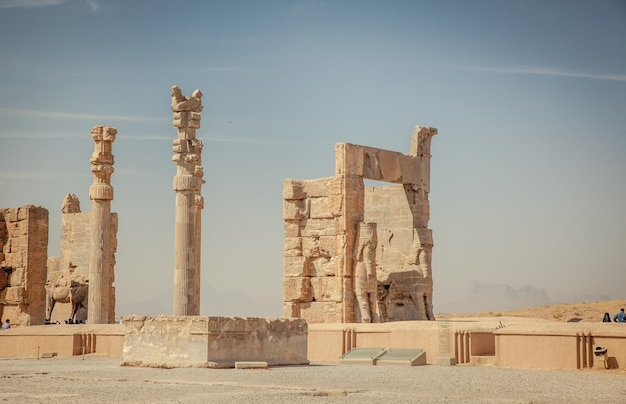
[46,192,118,324]
[42,125,119,325]
[0,206,48,326]
[282,126,438,323]
[87,125,117,324]
[171,85,205,316]
[0,125,117,329]
[119,86,308,369]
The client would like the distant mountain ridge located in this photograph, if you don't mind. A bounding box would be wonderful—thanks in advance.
[435,280,612,315]
[117,282,280,318]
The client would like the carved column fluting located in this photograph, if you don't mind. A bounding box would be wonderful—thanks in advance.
[171,85,204,316]
[88,125,116,324]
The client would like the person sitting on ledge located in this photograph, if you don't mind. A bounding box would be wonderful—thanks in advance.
[614,308,626,323]
[603,312,612,322]
[2,319,10,329]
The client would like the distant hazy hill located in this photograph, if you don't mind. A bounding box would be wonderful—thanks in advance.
[435,280,553,314]
[436,280,614,316]
[438,299,626,323]
[117,282,278,318]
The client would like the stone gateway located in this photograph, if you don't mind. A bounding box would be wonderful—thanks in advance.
[282,126,437,323]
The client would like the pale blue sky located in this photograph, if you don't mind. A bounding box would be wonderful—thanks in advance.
[1,0,624,316]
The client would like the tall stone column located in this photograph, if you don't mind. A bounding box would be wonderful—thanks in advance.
[171,85,204,316]
[88,125,116,324]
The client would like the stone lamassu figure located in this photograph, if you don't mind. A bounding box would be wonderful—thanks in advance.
[408,228,435,320]
[46,272,88,324]
[353,222,377,323]
[61,193,81,214]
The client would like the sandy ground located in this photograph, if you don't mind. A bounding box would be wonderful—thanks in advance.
[0,355,625,403]
[437,299,626,323]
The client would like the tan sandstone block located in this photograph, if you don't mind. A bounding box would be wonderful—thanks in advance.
[283,256,309,277]
[298,300,345,323]
[283,199,309,220]
[284,237,302,257]
[319,236,337,256]
[414,228,433,246]
[377,152,402,183]
[298,301,326,323]
[3,286,24,304]
[2,209,18,223]
[398,156,420,184]
[283,179,307,200]
[300,218,336,237]
[308,257,336,277]
[306,177,333,198]
[282,302,300,318]
[283,277,312,302]
[309,197,334,219]
[310,276,343,302]
[301,237,320,258]
[8,267,25,286]
[284,221,301,238]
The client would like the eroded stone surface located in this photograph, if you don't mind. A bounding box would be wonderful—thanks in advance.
[0,205,48,325]
[171,85,205,316]
[88,125,117,324]
[122,315,308,368]
[283,126,437,323]
[47,198,117,324]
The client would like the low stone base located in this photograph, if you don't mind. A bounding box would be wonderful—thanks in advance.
[235,361,269,369]
[121,315,309,368]
[436,356,456,366]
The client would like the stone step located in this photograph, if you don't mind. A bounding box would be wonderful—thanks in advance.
[471,354,496,366]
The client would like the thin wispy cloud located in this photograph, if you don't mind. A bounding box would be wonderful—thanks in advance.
[119,134,268,143]
[458,65,626,82]
[203,136,271,144]
[119,135,171,141]
[0,171,83,179]
[0,133,265,142]
[0,132,85,139]
[0,108,169,123]
[0,0,66,8]
[87,0,98,12]
[155,66,245,73]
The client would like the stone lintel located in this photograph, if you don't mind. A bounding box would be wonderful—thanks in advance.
[335,143,421,185]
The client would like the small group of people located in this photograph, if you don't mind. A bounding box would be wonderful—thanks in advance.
[603,308,626,322]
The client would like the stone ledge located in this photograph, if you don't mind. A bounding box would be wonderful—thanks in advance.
[235,361,269,369]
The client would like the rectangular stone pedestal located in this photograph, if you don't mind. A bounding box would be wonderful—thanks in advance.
[122,315,309,368]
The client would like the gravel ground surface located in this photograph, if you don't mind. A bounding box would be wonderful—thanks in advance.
[0,356,625,403]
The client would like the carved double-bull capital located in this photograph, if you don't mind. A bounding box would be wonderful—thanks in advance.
[89,125,116,201]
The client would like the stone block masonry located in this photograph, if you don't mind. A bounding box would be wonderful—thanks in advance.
[122,316,308,368]
[0,205,49,326]
[283,126,438,323]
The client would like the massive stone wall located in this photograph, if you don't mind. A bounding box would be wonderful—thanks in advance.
[283,126,437,323]
[48,196,117,324]
[0,205,48,326]
[283,175,357,323]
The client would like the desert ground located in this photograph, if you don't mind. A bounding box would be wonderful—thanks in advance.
[1,300,625,403]
[0,355,625,403]
[437,299,626,323]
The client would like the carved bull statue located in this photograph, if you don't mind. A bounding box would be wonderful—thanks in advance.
[45,273,88,324]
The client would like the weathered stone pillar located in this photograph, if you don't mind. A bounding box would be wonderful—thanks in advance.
[88,125,116,324]
[171,85,204,316]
